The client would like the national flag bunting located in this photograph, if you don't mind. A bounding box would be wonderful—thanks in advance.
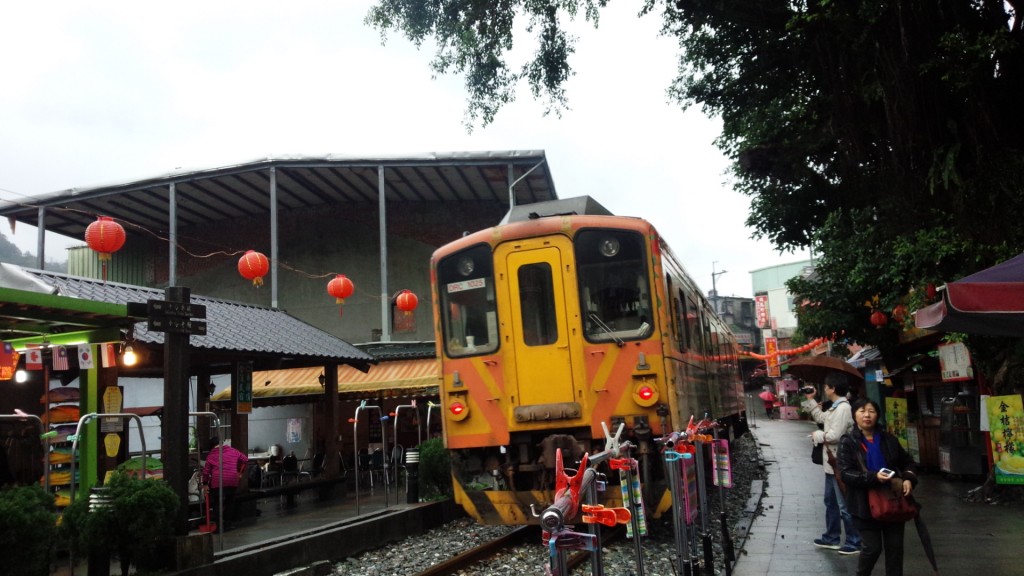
[101,343,118,368]
[26,348,43,370]
[77,345,94,369]
[52,346,69,371]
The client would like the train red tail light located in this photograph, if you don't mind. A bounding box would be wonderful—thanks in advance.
[632,379,659,407]
[446,397,470,421]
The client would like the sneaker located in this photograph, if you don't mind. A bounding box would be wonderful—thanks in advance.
[813,539,841,549]
[838,545,861,555]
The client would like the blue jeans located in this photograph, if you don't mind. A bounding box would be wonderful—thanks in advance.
[822,473,861,547]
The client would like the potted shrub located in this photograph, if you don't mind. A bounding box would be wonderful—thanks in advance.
[416,438,452,500]
[60,472,179,576]
[0,485,58,576]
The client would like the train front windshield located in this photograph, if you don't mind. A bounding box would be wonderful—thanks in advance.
[438,244,499,357]
[575,229,653,342]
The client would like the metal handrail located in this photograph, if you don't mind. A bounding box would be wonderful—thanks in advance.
[350,401,388,515]
[68,413,147,503]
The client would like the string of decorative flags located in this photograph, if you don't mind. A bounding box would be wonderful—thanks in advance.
[14,344,120,371]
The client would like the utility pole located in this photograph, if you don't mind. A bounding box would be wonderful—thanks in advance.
[711,262,728,314]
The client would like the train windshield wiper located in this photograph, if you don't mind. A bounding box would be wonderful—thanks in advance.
[588,313,624,347]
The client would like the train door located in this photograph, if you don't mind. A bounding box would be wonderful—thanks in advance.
[498,241,577,407]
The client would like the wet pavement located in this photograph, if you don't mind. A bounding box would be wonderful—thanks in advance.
[735,416,1023,576]
[51,418,1024,575]
[52,481,425,575]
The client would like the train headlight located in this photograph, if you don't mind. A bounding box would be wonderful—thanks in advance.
[457,256,475,276]
[632,380,659,407]
[598,237,620,257]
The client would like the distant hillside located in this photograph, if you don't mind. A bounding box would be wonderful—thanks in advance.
[0,232,68,272]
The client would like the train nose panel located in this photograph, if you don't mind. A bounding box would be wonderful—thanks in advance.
[513,402,582,422]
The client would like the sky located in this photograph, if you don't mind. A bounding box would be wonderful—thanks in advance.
[0,1,809,299]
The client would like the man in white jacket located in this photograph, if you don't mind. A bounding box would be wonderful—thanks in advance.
[802,372,862,555]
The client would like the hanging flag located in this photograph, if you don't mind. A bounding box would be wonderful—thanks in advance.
[26,348,43,370]
[52,346,69,371]
[0,342,19,381]
[77,345,95,369]
[101,343,118,368]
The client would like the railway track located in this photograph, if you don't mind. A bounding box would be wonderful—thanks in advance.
[410,524,625,576]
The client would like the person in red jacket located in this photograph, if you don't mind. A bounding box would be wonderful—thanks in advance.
[202,436,248,530]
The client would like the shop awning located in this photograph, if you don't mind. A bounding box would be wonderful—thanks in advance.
[915,252,1024,337]
[211,357,440,402]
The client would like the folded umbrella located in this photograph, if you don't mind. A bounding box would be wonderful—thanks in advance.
[913,509,940,575]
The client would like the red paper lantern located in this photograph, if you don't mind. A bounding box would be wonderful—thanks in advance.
[327,274,355,304]
[238,250,270,287]
[870,310,888,328]
[85,216,126,281]
[395,289,419,314]
[892,304,908,323]
[85,216,126,259]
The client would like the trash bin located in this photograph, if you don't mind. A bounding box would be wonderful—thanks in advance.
[405,449,419,504]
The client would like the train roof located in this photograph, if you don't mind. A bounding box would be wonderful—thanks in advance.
[500,195,612,224]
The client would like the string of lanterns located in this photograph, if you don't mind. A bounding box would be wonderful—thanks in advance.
[83,215,419,317]
[739,336,831,361]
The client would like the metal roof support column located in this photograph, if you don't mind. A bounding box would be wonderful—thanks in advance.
[378,165,390,342]
[270,166,279,308]
[35,205,46,269]
[507,163,515,208]
[169,182,177,285]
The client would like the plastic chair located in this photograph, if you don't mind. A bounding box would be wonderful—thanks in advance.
[368,449,388,486]
[301,452,325,481]
[281,452,300,484]
[357,451,373,486]
[391,445,405,489]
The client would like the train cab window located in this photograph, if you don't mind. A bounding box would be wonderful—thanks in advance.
[575,229,653,343]
[518,263,558,346]
[437,244,499,357]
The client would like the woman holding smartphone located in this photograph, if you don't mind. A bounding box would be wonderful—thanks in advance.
[837,398,920,576]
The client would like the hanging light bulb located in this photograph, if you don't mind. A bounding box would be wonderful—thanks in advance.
[122,344,137,367]
[15,369,28,383]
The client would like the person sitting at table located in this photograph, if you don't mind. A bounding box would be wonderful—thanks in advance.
[263,444,284,486]
[282,451,299,483]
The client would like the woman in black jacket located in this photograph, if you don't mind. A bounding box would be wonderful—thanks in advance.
[837,398,920,576]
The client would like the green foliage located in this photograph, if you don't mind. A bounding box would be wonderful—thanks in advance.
[0,485,58,576]
[60,473,179,575]
[416,438,452,499]
[366,0,609,128]
[369,1,1024,387]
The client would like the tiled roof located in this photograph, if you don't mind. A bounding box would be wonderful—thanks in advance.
[24,268,375,371]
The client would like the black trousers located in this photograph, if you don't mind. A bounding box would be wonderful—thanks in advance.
[209,486,238,528]
[853,516,906,576]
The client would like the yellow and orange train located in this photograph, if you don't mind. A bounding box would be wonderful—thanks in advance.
[429,197,746,525]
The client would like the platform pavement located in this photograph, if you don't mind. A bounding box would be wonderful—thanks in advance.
[733,415,1023,576]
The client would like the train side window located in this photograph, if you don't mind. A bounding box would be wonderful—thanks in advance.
[675,288,689,350]
[438,244,498,357]
[518,263,558,346]
[686,296,702,355]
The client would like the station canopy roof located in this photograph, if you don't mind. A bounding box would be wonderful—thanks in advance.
[0,151,556,240]
[211,357,439,405]
[3,264,375,374]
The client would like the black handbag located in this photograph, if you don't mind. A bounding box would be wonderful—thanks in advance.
[811,443,823,465]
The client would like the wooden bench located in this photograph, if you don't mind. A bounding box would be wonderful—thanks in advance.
[238,475,348,509]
